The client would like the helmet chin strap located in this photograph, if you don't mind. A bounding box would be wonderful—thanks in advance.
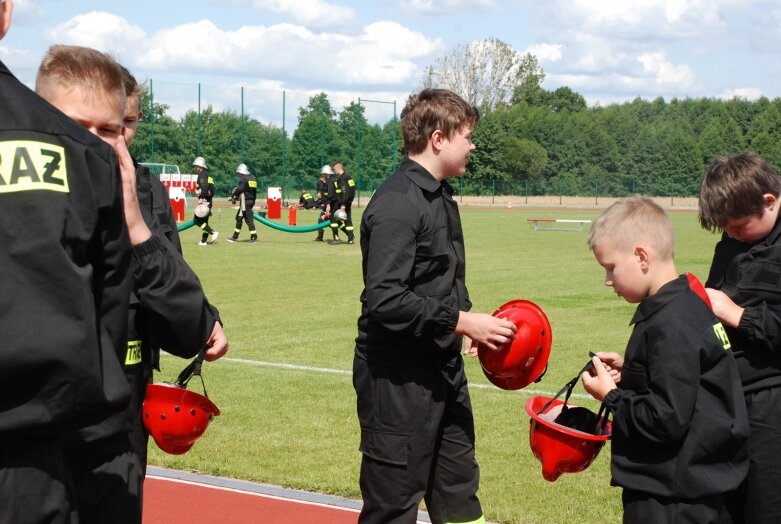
[174,348,209,398]
[537,352,610,435]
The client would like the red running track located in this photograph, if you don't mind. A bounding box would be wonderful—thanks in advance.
[142,467,431,524]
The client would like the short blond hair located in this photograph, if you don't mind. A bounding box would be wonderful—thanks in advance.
[36,45,125,111]
[587,195,675,260]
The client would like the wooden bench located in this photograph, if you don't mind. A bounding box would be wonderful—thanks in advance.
[527,218,592,232]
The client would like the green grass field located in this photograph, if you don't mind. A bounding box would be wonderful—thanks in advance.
[148,205,719,524]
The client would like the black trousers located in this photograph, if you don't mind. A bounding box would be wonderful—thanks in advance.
[194,213,214,240]
[233,207,256,237]
[338,203,354,241]
[726,386,781,524]
[67,435,143,524]
[622,490,730,524]
[0,439,78,524]
[353,353,482,524]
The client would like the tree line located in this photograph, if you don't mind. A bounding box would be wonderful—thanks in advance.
[129,43,781,199]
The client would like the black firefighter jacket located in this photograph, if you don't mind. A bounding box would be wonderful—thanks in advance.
[604,274,749,499]
[0,59,132,438]
[706,216,781,393]
[356,158,470,364]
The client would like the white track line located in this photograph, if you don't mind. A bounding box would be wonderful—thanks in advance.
[178,355,593,402]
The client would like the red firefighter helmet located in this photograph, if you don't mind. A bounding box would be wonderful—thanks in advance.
[478,300,552,390]
[143,383,220,455]
[525,396,611,482]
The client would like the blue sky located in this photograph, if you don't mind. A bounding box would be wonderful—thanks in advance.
[3,0,781,129]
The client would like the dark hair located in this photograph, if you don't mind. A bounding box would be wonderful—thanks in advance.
[400,88,479,155]
[699,152,781,231]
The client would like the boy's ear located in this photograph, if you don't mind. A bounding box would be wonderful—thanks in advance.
[634,245,650,269]
[430,129,444,152]
[763,193,777,211]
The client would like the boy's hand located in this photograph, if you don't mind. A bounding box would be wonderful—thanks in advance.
[455,311,516,352]
[461,336,479,357]
[203,322,229,361]
[581,356,617,401]
[115,135,152,245]
[705,288,744,328]
[594,351,623,384]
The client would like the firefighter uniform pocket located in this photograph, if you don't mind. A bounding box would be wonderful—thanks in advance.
[354,356,431,466]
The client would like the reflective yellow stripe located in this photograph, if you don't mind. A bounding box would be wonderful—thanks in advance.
[125,340,142,365]
[714,322,731,350]
[445,516,485,524]
[248,180,257,188]
[347,179,356,187]
[0,140,69,194]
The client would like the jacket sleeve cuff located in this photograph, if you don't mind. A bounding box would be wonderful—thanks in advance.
[131,235,164,260]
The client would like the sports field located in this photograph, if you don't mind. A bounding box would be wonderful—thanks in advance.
[148,203,718,524]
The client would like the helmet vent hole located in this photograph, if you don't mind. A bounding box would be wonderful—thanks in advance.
[190,409,197,416]
[160,414,166,420]
[174,405,181,412]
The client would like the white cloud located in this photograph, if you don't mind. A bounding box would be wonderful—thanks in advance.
[526,43,563,62]
[43,12,147,60]
[720,87,764,100]
[549,0,724,39]
[133,19,441,87]
[251,0,358,27]
[397,0,496,15]
[636,51,697,90]
[544,49,698,101]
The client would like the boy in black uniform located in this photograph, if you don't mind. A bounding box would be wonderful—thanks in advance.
[354,88,517,524]
[120,67,228,475]
[37,46,229,522]
[0,6,132,520]
[334,161,356,244]
[698,153,781,524]
[193,156,219,245]
[582,196,749,524]
[227,163,258,243]
[315,164,332,242]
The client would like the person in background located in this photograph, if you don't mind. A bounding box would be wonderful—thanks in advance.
[582,195,749,524]
[315,164,332,242]
[36,44,229,523]
[325,163,342,243]
[227,163,258,243]
[298,188,318,209]
[0,3,132,522]
[193,156,219,246]
[354,88,517,524]
[698,153,781,524]
[333,161,356,244]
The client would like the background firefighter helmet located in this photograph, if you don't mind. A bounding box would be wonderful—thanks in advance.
[320,164,333,175]
[193,156,208,170]
[143,383,220,455]
[333,208,348,221]
[477,300,552,390]
[194,202,210,218]
[236,163,250,175]
[525,396,611,482]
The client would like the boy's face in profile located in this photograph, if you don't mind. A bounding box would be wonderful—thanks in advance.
[46,85,124,147]
[122,94,142,147]
[592,241,649,304]
[723,193,779,244]
[438,125,476,178]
